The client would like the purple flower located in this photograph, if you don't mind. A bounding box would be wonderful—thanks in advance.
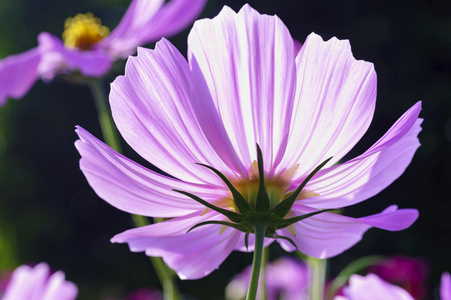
[226,257,309,300]
[441,272,451,300]
[334,273,414,300]
[75,5,421,279]
[0,0,206,105]
[1,263,77,300]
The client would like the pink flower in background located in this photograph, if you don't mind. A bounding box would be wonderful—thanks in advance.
[1,263,77,300]
[441,272,451,300]
[226,257,309,300]
[334,273,414,300]
[76,4,421,279]
[369,255,429,299]
[0,0,206,105]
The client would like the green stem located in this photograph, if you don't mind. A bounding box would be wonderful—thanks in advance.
[259,245,269,300]
[132,215,181,300]
[246,224,266,300]
[88,79,122,152]
[307,256,327,300]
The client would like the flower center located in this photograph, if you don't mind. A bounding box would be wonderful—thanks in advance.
[62,13,109,50]
[228,162,318,209]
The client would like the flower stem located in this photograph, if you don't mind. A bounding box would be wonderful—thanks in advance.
[259,246,269,300]
[307,256,327,300]
[88,79,122,152]
[246,224,266,300]
[131,215,181,300]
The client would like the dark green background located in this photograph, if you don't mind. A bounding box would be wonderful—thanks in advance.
[0,0,450,299]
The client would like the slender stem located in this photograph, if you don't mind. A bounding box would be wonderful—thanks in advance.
[259,245,269,300]
[307,256,327,300]
[246,224,266,300]
[132,215,181,300]
[88,79,122,152]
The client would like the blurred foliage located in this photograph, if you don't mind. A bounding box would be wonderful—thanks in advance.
[1,0,451,299]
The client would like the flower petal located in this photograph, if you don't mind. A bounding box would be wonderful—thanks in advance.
[75,126,219,217]
[0,47,41,105]
[103,0,206,58]
[441,272,451,300]
[339,274,414,300]
[110,40,232,185]
[300,102,422,209]
[188,5,297,173]
[277,33,377,179]
[112,211,242,279]
[38,32,112,79]
[277,205,418,259]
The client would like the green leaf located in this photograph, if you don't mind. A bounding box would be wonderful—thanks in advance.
[173,189,243,223]
[255,144,270,212]
[244,232,250,250]
[272,157,333,217]
[273,234,298,250]
[277,209,335,229]
[187,220,247,233]
[197,163,251,214]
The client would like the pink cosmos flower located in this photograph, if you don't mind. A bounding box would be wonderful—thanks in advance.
[75,4,421,279]
[226,257,309,300]
[441,272,451,300]
[334,273,414,300]
[1,263,77,300]
[0,0,206,105]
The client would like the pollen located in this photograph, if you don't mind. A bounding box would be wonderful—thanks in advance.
[62,13,110,50]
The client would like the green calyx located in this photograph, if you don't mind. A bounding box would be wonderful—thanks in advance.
[174,145,334,249]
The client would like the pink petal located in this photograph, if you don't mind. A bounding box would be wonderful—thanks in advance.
[112,211,242,279]
[277,205,418,259]
[3,263,77,300]
[103,0,206,58]
[110,40,232,185]
[188,5,297,174]
[277,33,377,180]
[75,126,220,217]
[441,272,451,300]
[0,47,41,105]
[338,273,414,300]
[38,32,112,79]
[300,102,422,209]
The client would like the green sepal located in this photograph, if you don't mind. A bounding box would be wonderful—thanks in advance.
[187,220,247,233]
[197,163,251,214]
[277,209,335,229]
[272,157,333,217]
[255,145,270,212]
[173,189,243,223]
[273,234,298,250]
[244,232,250,250]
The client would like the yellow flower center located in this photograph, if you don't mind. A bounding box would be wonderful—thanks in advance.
[62,13,110,50]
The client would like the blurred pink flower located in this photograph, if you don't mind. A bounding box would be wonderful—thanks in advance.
[0,0,206,105]
[370,255,429,299]
[76,4,421,279]
[441,272,451,300]
[125,288,162,300]
[335,273,414,300]
[226,257,309,300]
[1,263,77,300]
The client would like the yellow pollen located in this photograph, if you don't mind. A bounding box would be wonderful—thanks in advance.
[62,13,110,50]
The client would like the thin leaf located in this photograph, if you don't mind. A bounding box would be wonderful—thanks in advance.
[255,144,270,212]
[244,232,250,250]
[187,220,247,233]
[173,189,243,223]
[274,235,298,250]
[272,157,333,217]
[277,209,335,229]
[197,163,251,214]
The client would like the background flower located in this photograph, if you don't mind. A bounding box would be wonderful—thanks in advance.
[0,0,206,105]
[1,263,77,300]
